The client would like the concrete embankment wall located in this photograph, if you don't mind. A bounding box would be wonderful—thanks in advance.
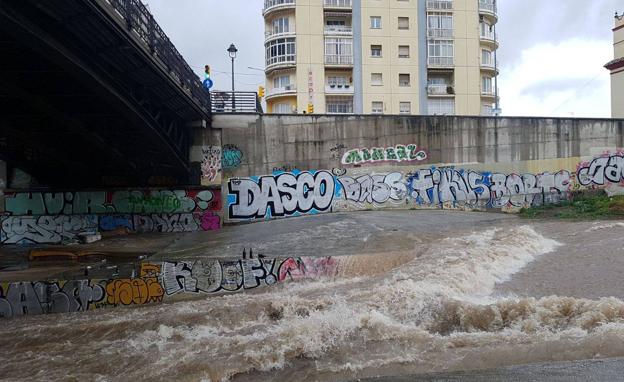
[216,114,624,222]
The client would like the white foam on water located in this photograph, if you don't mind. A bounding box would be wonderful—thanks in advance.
[3,225,624,382]
[585,222,624,232]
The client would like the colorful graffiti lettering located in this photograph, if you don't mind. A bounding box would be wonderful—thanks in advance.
[227,171,335,220]
[1,189,221,244]
[341,144,427,165]
[222,144,243,170]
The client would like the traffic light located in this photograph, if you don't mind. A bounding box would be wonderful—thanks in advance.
[204,65,211,79]
[258,86,265,98]
[307,103,314,114]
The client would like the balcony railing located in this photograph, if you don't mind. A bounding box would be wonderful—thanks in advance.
[265,29,296,40]
[428,56,454,66]
[326,83,354,93]
[325,54,354,65]
[427,84,455,95]
[426,0,453,10]
[266,54,297,69]
[481,60,495,69]
[263,0,296,14]
[324,0,352,7]
[267,84,297,97]
[478,0,496,13]
[427,28,453,38]
[324,25,353,34]
[210,91,263,113]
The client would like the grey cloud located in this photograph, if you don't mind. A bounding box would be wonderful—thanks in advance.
[518,77,596,99]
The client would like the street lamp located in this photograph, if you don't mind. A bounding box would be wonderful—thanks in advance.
[227,43,238,111]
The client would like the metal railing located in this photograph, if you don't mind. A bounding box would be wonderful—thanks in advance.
[427,28,453,38]
[427,84,455,95]
[264,0,296,13]
[324,25,353,34]
[265,30,296,40]
[478,0,496,13]
[210,92,263,113]
[104,0,211,114]
[428,56,454,66]
[426,0,453,10]
[324,0,352,7]
[325,54,354,65]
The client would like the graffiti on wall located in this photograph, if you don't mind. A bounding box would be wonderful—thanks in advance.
[222,144,243,170]
[201,146,222,184]
[228,170,335,220]
[0,256,337,318]
[341,144,428,166]
[1,189,221,244]
[225,166,579,220]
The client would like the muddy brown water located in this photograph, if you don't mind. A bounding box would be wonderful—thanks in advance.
[2,212,624,381]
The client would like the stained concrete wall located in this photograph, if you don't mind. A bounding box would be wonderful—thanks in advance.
[216,114,624,177]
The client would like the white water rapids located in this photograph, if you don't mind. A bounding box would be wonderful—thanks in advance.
[3,225,624,381]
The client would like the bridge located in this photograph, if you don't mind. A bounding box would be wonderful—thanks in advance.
[0,0,261,189]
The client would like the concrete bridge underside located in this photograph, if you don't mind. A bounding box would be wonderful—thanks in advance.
[0,0,210,188]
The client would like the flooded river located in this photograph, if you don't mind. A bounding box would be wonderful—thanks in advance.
[2,212,624,381]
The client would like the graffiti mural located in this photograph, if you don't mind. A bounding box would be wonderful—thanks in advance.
[1,189,221,244]
[0,256,338,318]
[227,170,335,220]
[222,144,243,170]
[0,280,105,318]
[201,146,222,184]
[1,215,98,245]
[338,172,408,205]
[341,144,427,165]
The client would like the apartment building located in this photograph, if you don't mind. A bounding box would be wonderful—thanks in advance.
[606,13,624,118]
[262,0,499,115]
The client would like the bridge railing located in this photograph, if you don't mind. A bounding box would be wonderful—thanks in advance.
[104,0,211,114]
[210,92,263,114]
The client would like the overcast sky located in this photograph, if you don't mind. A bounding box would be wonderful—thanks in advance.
[146,0,620,118]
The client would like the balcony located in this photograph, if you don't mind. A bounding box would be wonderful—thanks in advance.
[426,0,453,10]
[324,25,353,35]
[480,32,498,49]
[324,0,352,9]
[266,84,297,100]
[325,54,353,66]
[427,84,455,96]
[478,0,498,22]
[427,28,453,39]
[263,0,296,16]
[266,54,296,72]
[265,29,296,43]
[480,60,498,74]
[325,83,354,94]
[428,56,454,67]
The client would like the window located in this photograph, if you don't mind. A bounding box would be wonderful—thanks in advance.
[370,16,382,29]
[398,17,409,30]
[372,101,383,114]
[328,76,349,88]
[427,40,453,66]
[399,73,410,87]
[272,17,290,34]
[481,49,492,66]
[427,12,453,38]
[326,19,346,26]
[480,21,495,40]
[325,38,353,64]
[399,102,411,114]
[427,75,453,94]
[326,96,353,114]
[481,104,493,116]
[273,75,291,89]
[428,98,455,115]
[371,73,383,86]
[482,76,493,93]
[398,45,410,58]
[371,44,382,57]
[274,103,293,113]
[265,37,296,66]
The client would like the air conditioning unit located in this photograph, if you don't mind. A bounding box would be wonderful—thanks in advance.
[447,85,455,94]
